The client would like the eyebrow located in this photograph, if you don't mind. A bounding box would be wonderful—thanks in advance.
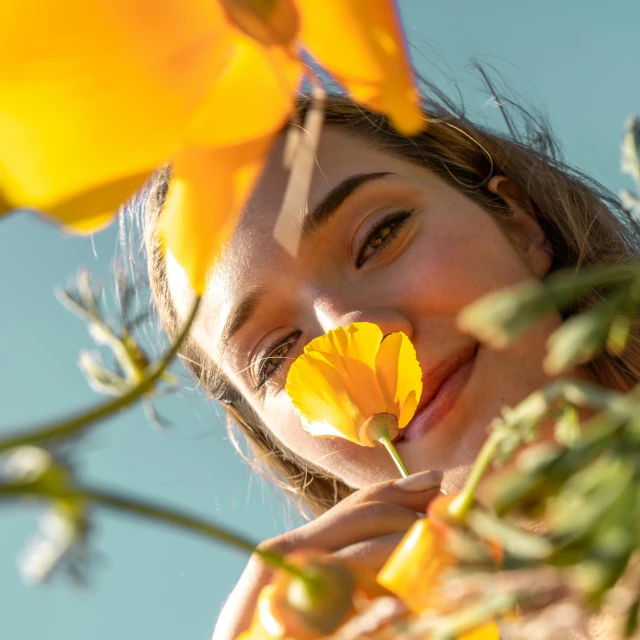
[219,287,263,354]
[301,171,393,240]
[221,171,394,350]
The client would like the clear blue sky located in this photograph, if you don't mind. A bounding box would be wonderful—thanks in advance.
[2,2,638,639]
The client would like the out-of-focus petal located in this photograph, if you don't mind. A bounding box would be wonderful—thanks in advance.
[0,193,10,215]
[377,519,456,613]
[459,624,502,640]
[296,0,423,135]
[0,0,230,215]
[158,137,272,295]
[378,518,501,639]
[221,0,300,47]
[42,171,151,234]
[237,586,281,640]
[187,34,301,148]
[287,352,365,443]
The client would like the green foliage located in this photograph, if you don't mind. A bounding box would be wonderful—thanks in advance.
[621,115,640,217]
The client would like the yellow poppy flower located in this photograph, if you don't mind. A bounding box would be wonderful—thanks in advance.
[377,518,456,613]
[239,550,390,640]
[296,0,423,136]
[0,1,423,295]
[378,518,501,640]
[285,323,422,473]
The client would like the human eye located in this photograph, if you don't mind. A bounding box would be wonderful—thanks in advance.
[253,331,301,391]
[355,209,415,268]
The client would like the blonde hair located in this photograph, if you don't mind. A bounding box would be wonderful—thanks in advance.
[137,88,640,519]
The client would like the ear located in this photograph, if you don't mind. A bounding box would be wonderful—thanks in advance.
[487,175,553,277]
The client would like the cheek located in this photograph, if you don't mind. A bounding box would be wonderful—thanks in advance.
[396,210,530,315]
[260,398,399,487]
[261,398,347,464]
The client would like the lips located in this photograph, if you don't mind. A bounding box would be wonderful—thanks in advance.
[399,343,478,442]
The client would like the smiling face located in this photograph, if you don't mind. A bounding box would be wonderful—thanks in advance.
[167,126,568,495]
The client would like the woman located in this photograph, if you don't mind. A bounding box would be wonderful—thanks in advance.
[137,90,640,639]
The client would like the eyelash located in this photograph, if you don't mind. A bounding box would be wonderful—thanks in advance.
[254,331,301,391]
[253,209,415,390]
[355,209,414,268]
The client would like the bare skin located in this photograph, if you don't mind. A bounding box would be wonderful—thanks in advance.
[164,128,588,639]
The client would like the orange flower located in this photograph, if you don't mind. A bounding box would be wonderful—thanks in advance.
[239,551,389,640]
[0,0,423,294]
[286,322,422,448]
[377,518,455,613]
[377,517,501,640]
[296,0,423,136]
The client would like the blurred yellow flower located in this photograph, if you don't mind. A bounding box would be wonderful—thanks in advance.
[285,323,422,449]
[377,518,456,613]
[0,0,423,294]
[296,0,423,136]
[378,517,501,639]
[238,550,388,640]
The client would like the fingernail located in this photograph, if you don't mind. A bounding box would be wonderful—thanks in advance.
[394,469,443,492]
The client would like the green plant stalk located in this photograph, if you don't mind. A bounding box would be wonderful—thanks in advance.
[0,482,308,582]
[360,414,410,478]
[0,297,202,453]
[448,431,502,522]
[430,592,515,640]
[447,380,640,523]
[378,436,410,478]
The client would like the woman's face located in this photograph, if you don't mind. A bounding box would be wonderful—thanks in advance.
[167,127,564,495]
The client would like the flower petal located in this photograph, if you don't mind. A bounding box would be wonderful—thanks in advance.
[377,519,455,613]
[287,322,423,445]
[302,324,386,419]
[221,0,299,47]
[318,352,387,421]
[375,331,423,429]
[187,33,301,148]
[44,171,151,234]
[296,0,423,135]
[303,323,382,369]
[158,138,272,294]
[286,351,366,443]
[0,0,229,215]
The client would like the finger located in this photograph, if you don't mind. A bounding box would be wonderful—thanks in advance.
[339,469,444,513]
[266,500,420,554]
[331,532,407,573]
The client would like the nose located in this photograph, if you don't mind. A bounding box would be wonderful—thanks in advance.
[313,296,414,341]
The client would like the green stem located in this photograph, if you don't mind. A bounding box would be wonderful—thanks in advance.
[378,436,410,478]
[0,483,307,581]
[447,380,640,523]
[0,297,202,453]
[448,431,501,522]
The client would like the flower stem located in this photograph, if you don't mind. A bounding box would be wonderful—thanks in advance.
[0,297,201,452]
[0,482,307,582]
[447,380,640,523]
[447,431,502,522]
[378,436,410,478]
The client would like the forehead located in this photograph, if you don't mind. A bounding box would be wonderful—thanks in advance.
[166,126,412,354]
[235,127,392,243]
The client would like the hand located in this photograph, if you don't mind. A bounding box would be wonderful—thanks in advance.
[212,469,443,640]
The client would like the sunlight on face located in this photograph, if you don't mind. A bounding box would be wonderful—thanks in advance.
[168,127,563,494]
